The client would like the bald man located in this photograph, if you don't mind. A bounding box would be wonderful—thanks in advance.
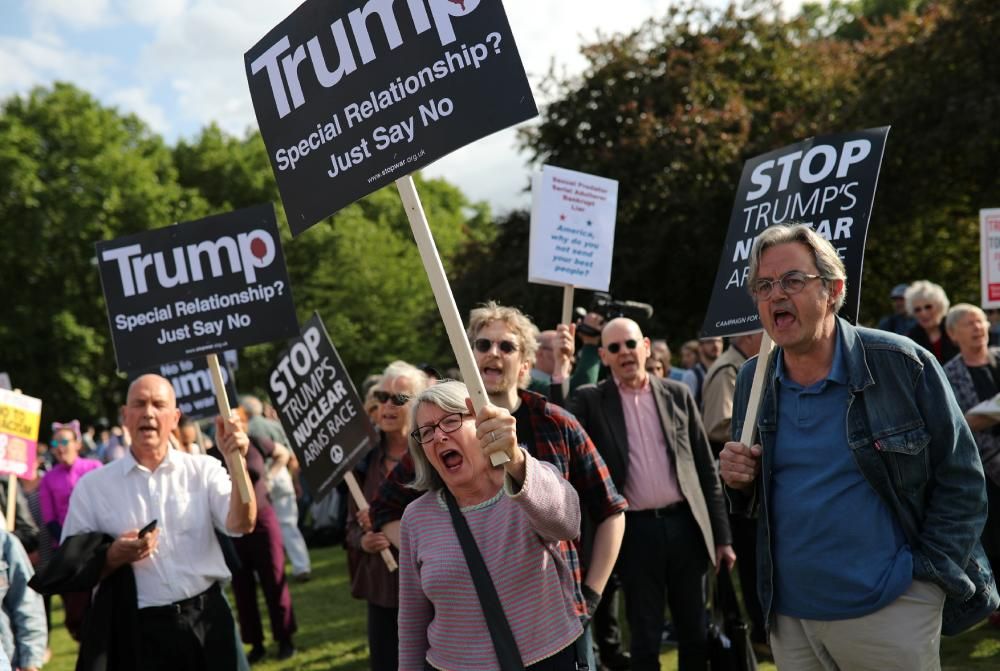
[569,318,733,671]
[62,374,256,670]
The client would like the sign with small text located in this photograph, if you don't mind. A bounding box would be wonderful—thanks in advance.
[0,389,40,479]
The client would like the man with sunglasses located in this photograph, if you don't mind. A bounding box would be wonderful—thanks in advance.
[369,301,627,670]
[569,318,733,671]
[720,224,995,669]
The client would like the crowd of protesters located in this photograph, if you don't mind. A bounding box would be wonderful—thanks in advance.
[3,226,1000,670]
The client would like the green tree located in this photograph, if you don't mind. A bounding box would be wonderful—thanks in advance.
[0,83,205,426]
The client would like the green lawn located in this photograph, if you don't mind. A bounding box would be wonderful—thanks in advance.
[43,545,1000,670]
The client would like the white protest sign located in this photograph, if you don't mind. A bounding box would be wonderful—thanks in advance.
[980,208,1000,309]
[529,165,618,292]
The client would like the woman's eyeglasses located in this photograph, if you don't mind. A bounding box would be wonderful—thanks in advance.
[605,339,638,354]
[373,391,411,406]
[913,304,935,314]
[473,338,519,355]
[50,438,74,448]
[410,412,469,444]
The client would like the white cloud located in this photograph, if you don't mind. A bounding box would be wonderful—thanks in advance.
[0,34,113,100]
[26,0,113,29]
[108,86,169,133]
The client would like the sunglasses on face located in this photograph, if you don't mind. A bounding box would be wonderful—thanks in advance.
[50,438,74,448]
[373,391,411,406]
[913,304,935,314]
[473,338,519,355]
[410,412,469,444]
[605,339,638,354]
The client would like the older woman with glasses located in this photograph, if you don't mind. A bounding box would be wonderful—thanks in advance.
[398,380,583,671]
[905,280,959,364]
[346,361,429,671]
[942,304,1000,626]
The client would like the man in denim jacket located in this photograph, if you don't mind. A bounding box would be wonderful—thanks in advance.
[0,529,46,670]
[720,224,996,669]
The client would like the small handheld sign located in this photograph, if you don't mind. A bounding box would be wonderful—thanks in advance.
[267,313,396,570]
[97,204,300,502]
[0,388,41,532]
[702,127,890,445]
[980,209,1000,309]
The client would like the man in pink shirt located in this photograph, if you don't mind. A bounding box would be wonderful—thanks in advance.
[570,318,735,671]
[39,420,102,640]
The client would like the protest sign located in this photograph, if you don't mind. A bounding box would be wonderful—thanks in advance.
[701,127,890,339]
[0,389,40,479]
[130,352,239,421]
[245,0,537,235]
[266,312,398,568]
[268,313,373,499]
[96,203,299,372]
[981,208,1000,309]
[529,165,618,292]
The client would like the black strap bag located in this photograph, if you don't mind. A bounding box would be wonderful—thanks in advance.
[708,565,758,671]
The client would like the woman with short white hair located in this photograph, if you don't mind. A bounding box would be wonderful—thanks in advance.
[398,380,582,670]
[905,280,959,364]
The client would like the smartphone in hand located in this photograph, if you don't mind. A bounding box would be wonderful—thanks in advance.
[138,519,158,538]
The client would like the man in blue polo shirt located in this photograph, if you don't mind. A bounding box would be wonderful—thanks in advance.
[720,224,996,669]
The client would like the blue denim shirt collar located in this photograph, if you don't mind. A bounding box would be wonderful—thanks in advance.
[775,320,848,391]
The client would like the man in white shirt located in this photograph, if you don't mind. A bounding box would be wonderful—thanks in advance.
[63,374,256,670]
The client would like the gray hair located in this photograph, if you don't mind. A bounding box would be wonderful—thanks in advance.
[240,395,263,418]
[945,303,986,333]
[380,360,429,396]
[407,380,469,492]
[905,280,950,317]
[747,224,848,311]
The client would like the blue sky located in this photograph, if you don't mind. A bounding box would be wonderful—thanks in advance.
[0,0,803,213]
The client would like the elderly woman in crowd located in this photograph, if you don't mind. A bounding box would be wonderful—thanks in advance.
[398,380,582,671]
[943,304,1000,625]
[905,280,959,364]
[346,361,429,671]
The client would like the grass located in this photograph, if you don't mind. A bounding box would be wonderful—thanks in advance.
[43,545,999,670]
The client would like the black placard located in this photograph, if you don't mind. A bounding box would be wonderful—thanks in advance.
[129,353,239,421]
[267,313,374,499]
[700,127,890,338]
[245,0,537,236]
[96,203,299,371]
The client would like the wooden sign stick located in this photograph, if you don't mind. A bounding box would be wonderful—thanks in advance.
[395,175,508,466]
[5,474,16,532]
[207,353,254,503]
[344,471,397,572]
[738,332,776,448]
[560,286,574,398]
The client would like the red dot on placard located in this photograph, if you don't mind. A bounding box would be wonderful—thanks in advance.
[250,237,268,259]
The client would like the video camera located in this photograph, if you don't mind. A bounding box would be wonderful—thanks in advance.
[576,292,654,337]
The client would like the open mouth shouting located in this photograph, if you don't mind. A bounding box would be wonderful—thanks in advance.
[772,305,797,332]
[136,422,159,441]
[437,447,465,473]
[480,363,505,386]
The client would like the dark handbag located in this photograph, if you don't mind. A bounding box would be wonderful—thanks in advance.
[708,565,758,671]
[444,490,525,671]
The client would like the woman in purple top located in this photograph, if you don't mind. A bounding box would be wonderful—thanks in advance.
[38,419,102,640]
[398,381,582,671]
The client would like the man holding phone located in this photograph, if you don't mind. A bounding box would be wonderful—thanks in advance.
[62,374,257,670]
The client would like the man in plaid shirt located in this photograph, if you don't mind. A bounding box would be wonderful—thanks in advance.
[369,302,627,662]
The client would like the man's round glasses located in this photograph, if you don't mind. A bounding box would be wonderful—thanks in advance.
[473,338,519,355]
[751,271,825,300]
[373,391,411,406]
[411,412,469,444]
[606,339,638,354]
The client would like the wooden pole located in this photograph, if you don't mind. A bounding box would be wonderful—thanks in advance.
[207,354,253,503]
[5,474,15,532]
[738,332,775,447]
[395,176,508,466]
[560,285,574,398]
[345,472,397,572]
